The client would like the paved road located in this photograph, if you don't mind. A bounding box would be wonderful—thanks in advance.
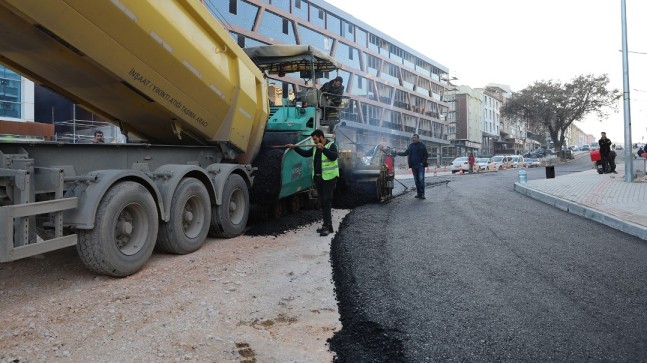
[329,155,647,362]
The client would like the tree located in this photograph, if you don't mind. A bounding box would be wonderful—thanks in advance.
[501,74,621,159]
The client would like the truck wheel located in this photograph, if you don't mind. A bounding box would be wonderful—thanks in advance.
[76,181,158,276]
[209,174,249,238]
[157,178,211,254]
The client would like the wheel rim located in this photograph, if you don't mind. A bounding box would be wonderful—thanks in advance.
[228,187,246,225]
[114,202,148,256]
[183,195,205,239]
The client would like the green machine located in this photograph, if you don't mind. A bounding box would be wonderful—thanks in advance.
[244,45,348,213]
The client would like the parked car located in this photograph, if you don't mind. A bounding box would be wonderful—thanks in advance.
[490,155,513,170]
[509,155,524,168]
[449,157,470,173]
[524,147,546,158]
[476,157,495,172]
[614,144,624,150]
[581,144,590,151]
[524,157,541,168]
[589,143,599,151]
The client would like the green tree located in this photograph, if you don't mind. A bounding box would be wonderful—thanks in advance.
[501,74,620,159]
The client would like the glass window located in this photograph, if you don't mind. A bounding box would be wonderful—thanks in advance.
[380,62,399,84]
[204,0,258,31]
[355,27,367,48]
[257,11,296,44]
[416,78,430,96]
[298,25,331,51]
[393,89,409,110]
[335,42,361,70]
[326,14,341,36]
[234,32,269,48]
[292,0,308,21]
[383,109,401,130]
[270,0,290,12]
[362,103,383,126]
[342,21,354,41]
[365,53,380,77]
[402,70,416,91]
[351,75,374,99]
[376,83,393,105]
[0,66,21,118]
[309,4,325,28]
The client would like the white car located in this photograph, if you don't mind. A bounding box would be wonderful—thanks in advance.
[476,158,495,171]
[490,155,513,170]
[449,157,471,173]
[509,155,524,168]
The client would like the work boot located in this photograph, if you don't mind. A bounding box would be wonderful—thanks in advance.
[419,194,426,199]
[414,194,421,198]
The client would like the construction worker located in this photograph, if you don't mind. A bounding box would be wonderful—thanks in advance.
[286,129,339,236]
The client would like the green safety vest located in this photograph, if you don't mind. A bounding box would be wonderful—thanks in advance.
[312,142,339,180]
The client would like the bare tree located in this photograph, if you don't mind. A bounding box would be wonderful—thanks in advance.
[502,74,620,159]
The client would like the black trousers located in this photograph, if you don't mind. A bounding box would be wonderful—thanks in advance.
[315,175,337,228]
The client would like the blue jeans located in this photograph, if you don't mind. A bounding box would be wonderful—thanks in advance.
[411,165,425,196]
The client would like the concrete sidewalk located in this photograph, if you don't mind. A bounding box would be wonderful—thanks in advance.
[514,164,647,241]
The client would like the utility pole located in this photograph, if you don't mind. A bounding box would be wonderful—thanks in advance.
[621,0,633,181]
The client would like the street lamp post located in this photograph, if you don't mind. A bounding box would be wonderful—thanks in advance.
[621,0,633,181]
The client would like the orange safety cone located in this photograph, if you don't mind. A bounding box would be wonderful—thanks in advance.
[459,169,463,175]
[434,167,438,176]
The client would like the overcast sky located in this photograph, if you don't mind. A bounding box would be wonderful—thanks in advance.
[324,0,647,143]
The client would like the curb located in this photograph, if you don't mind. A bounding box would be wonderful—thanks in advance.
[514,182,647,241]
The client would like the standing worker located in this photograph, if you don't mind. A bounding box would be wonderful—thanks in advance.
[396,134,429,199]
[468,152,475,174]
[286,129,339,236]
[598,132,614,174]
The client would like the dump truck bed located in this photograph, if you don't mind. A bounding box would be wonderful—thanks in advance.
[0,0,268,163]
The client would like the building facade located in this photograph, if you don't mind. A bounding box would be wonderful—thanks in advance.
[0,65,34,122]
[207,0,454,166]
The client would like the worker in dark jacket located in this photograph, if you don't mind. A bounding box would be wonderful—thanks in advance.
[287,129,339,236]
[320,76,344,120]
[396,134,429,199]
[598,132,615,174]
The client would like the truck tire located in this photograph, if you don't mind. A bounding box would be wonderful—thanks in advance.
[209,174,249,238]
[157,178,211,254]
[249,148,283,205]
[76,181,158,276]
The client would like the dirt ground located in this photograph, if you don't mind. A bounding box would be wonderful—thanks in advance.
[0,210,349,363]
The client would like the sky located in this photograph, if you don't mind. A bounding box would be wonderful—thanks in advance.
[324,0,647,144]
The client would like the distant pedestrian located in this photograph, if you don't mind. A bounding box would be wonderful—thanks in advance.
[396,134,429,199]
[598,132,614,173]
[468,152,475,174]
[286,129,339,236]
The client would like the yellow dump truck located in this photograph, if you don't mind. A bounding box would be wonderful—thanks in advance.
[0,0,271,276]
[0,0,394,276]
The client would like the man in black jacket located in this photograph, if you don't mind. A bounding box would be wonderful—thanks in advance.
[396,134,429,199]
[598,132,615,174]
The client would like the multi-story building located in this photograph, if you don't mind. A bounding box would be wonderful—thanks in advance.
[447,85,482,157]
[207,0,454,166]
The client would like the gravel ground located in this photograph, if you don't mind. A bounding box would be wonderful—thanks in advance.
[0,181,382,363]
[0,211,351,363]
